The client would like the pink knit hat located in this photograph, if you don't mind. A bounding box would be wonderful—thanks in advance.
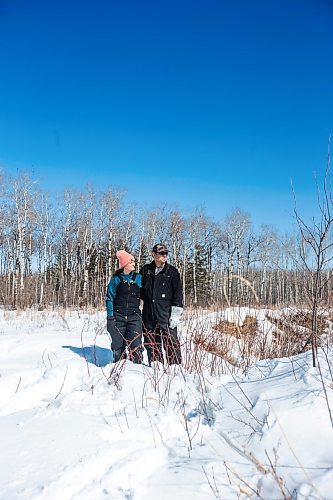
[116,250,134,268]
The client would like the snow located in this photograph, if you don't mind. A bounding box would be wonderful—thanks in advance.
[0,309,333,499]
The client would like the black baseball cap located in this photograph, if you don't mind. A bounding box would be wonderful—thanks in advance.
[152,243,168,253]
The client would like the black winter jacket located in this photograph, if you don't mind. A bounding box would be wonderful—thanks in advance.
[140,262,183,330]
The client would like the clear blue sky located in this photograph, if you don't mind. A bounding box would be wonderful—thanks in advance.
[0,0,332,231]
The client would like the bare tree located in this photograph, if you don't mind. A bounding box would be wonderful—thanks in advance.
[293,137,333,367]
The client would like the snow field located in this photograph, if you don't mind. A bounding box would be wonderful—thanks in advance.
[0,309,333,499]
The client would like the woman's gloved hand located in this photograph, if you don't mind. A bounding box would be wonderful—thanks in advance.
[107,316,116,337]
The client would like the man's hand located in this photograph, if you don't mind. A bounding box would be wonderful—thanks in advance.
[169,306,183,329]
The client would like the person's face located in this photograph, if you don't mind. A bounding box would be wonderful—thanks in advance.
[123,258,135,274]
[153,250,168,267]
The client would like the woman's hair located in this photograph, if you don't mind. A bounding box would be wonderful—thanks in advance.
[113,268,123,276]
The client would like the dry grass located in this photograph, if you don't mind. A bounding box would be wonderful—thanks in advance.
[213,315,258,339]
[188,308,332,371]
[193,331,230,358]
[189,315,259,370]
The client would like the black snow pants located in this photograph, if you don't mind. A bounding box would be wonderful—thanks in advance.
[144,325,182,366]
[112,312,143,364]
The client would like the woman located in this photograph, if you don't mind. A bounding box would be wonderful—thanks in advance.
[106,250,143,363]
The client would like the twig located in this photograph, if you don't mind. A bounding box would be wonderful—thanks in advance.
[14,376,22,394]
[47,365,68,408]
[201,465,222,499]
[224,461,264,499]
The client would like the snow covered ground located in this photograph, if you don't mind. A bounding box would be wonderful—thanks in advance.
[0,309,333,499]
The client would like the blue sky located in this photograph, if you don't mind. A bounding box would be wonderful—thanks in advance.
[0,0,332,231]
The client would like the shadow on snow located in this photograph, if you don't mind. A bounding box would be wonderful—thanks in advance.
[62,345,113,366]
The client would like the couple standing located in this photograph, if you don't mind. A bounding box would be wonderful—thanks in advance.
[106,244,183,366]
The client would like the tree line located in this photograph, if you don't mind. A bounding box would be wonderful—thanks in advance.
[0,170,330,310]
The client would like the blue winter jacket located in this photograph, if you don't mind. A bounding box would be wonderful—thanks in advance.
[106,271,142,317]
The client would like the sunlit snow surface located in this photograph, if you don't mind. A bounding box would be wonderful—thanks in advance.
[0,309,332,500]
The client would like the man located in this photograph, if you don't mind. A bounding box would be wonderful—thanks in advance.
[140,243,183,365]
